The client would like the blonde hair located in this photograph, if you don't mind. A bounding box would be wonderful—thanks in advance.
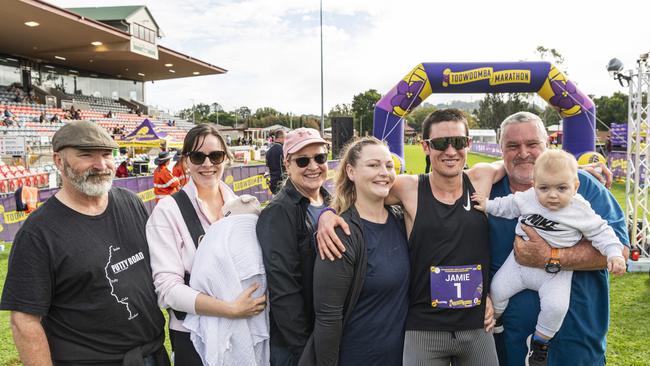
[533,149,578,180]
[332,136,386,214]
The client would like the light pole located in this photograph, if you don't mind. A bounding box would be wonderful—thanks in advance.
[320,0,324,135]
[214,103,222,125]
[189,98,196,124]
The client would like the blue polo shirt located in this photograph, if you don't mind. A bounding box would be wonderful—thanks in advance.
[489,170,629,366]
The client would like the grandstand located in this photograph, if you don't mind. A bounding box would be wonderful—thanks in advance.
[0,0,227,194]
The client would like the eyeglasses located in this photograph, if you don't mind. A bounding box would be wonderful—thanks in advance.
[186,150,226,165]
[425,136,470,151]
[292,153,328,168]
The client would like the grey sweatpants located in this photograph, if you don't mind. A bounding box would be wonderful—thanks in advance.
[403,328,498,366]
[491,251,573,338]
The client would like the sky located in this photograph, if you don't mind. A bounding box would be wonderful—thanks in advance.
[50,0,650,116]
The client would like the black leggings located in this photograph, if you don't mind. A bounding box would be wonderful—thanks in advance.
[169,329,203,366]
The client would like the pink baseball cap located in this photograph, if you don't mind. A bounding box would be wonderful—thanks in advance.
[283,128,328,156]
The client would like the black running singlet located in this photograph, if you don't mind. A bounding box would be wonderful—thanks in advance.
[406,173,490,331]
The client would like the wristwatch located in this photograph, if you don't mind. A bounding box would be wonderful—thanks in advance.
[545,248,562,274]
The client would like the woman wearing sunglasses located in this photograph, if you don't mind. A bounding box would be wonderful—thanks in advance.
[147,124,267,365]
[256,128,331,366]
[299,137,409,366]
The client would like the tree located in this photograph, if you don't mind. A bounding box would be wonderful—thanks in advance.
[234,106,251,124]
[351,89,381,136]
[254,107,279,119]
[475,93,540,132]
[404,103,436,133]
[536,46,565,67]
[593,92,628,130]
[194,103,211,119]
[328,104,352,117]
[540,105,562,127]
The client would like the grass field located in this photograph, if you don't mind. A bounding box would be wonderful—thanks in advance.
[0,145,647,365]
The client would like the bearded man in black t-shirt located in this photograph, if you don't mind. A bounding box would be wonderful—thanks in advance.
[0,121,169,365]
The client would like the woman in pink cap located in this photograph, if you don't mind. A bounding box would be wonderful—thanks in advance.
[256,128,331,366]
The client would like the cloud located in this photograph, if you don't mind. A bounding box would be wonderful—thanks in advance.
[48,0,650,116]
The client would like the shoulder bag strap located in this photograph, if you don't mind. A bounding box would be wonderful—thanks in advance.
[169,190,205,320]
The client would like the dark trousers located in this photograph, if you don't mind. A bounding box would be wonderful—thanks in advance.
[270,344,301,366]
[169,329,203,366]
[270,178,282,195]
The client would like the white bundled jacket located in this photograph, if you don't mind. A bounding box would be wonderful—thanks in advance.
[486,188,624,259]
[184,213,270,366]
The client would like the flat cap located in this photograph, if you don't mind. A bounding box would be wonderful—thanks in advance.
[52,120,119,152]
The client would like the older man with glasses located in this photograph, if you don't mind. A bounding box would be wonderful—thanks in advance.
[489,112,629,366]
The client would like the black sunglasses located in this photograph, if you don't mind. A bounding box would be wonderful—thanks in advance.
[186,150,226,165]
[292,153,328,168]
[425,136,470,151]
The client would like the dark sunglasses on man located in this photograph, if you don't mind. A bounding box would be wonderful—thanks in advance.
[186,150,226,165]
[292,153,328,168]
[425,136,470,151]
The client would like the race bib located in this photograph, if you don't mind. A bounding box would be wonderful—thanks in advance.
[430,264,483,309]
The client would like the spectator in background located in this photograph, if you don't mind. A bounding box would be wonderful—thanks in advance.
[38,112,46,124]
[116,159,130,178]
[605,136,613,156]
[107,110,113,119]
[172,153,189,187]
[152,151,180,202]
[3,108,16,126]
[50,114,60,124]
[265,130,285,195]
[226,135,232,146]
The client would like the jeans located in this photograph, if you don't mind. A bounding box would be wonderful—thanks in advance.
[270,344,301,366]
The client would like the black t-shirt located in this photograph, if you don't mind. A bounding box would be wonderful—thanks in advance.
[0,187,165,364]
[406,173,490,331]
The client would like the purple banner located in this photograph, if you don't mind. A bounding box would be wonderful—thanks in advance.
[471,142,502,158]
[0,161,340,244]
[608,151,643,181]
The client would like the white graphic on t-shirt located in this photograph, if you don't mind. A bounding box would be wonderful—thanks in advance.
[104,245,140,320]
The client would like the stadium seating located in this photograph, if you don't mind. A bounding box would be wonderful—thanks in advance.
[1,84,196,194]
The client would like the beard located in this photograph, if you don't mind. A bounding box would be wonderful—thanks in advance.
[63,160,115,197]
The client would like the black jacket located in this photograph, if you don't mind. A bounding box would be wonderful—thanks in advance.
[299,205,404,366]
[256,179,331,355]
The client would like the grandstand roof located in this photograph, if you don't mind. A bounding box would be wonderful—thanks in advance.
[68,5,147,21]
[1,0,226,81]
[67,6,161,34]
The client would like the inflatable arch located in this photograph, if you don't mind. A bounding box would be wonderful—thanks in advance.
[373,62,597,167]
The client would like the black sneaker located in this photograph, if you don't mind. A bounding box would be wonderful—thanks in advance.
[493,318,504,334]
[525,334,549,366]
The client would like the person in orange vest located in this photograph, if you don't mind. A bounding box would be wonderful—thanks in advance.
[153,151,180,202]
[172,152,189,187]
